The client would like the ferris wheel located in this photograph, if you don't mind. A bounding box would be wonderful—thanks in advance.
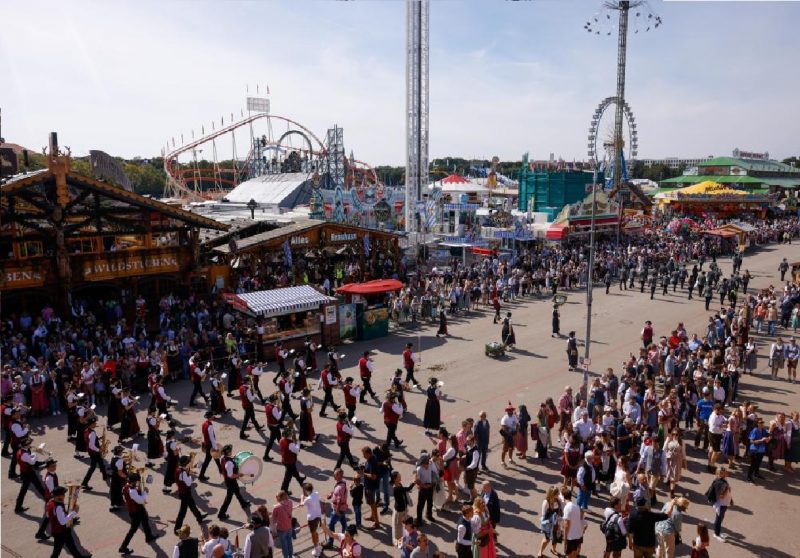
[587,96,638,168]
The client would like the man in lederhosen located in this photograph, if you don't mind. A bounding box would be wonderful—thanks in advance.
[402,343,420,389]
[198,411,220,482]
[35,457,60,539]
[151,374,174,422]
[173,455,208,534]
[318,364,341,417]
[277,370,298,421]
[7,406,28,479]
[47,486,91,558]
[238,377,262,440]
[119,473,160,555]
[15,436,45,513]
[187,355,208,407]
[81,417,108,490]
[108,445,127,513]
[358,351,379,404]
[263,394,284,462]
[334,410,358,470]
[218,444,251,520]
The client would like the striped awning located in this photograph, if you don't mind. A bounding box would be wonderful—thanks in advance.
[235,286,334,317]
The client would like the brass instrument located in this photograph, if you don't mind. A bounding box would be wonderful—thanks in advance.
[66,483,80,527]
[187,451,198,475]
[210,447,222,459]
[99,426,109,458]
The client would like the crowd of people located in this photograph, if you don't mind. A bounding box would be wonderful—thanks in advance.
[1,212,799,558]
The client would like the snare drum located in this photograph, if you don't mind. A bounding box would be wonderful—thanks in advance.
[233,451,263,484]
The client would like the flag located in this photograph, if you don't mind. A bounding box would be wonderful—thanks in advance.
[267,85,270,95]
[257,84,259,94]
[221,116,223,126]
[283,240,293,267]
[363,235,371,256]
[202,125,205,135]
[181,133,184,144]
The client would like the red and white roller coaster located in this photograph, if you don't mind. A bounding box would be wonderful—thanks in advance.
[162,108,381,203]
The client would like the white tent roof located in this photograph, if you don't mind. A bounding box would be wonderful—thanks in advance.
[236,285,334,317]
[224,172,310,206]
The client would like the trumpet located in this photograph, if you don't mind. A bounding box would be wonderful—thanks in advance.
[35,442,54,459]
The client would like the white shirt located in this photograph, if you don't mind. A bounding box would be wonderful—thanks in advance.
[348,386,361,398]
[303,491,322,520]
[391,403,404,416]
[573,419,593,441]
[708,411,727,435]
[342,423,354,436]
[466,447,480,470]
[87,431,99,452]
[157,386,168,400]
[10,422,28,438]
[269,406,282,422]
[128,487,147,504]
[289,442,300,454]
[246,388,256,403]
[203,537,230,558]
[562,501,583,540]
[500,414,519,433]
[44,472,57,493]
[224,460,235,478]
[178,468,193,488]
[19,450,37,466]
[207,423,218,449]
[54,503,78,525]
[602,507,628,536]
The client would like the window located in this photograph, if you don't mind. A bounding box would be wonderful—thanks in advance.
[17,241,43,258]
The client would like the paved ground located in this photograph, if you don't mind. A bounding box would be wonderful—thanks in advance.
[2,243,799,558]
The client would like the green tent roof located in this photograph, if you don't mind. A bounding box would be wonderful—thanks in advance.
[660,175,762,185]
[697,157,800,174]
[757,177,800,189]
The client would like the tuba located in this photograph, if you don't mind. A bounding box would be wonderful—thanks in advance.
[66,483,80,527]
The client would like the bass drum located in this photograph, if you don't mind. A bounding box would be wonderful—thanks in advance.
[233,451,263,484]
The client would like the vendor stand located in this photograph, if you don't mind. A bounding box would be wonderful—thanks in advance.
[337,279,403,340]
[226,285,337,356]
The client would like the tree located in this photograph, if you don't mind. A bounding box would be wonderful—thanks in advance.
[782,156,799,168]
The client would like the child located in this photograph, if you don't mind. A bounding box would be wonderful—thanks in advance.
[692,524,710,558]
[302,482,323,557]
[350,472,364,530]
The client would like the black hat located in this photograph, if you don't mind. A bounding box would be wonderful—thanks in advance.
[179,455,191,466]
[405,342,413,348]
[87,416,98,425]
[250,513,265,526]
[346,525,358,537]
[128,473,141,482]
[45,458,58,466]
[205,410,215,418]
[635,497,648,508]
[344,376,354,384]
[222,444,233,454]
[52,486,68,496]
[113,445,125,455]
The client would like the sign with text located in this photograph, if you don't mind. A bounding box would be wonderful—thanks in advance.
[328,232,357,243]
[82,252,180,281]
[1,266,45,290]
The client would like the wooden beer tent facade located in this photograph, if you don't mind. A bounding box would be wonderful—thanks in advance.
[0,137,227,310]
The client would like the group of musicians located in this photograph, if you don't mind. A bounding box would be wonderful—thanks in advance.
[3,341,417,557]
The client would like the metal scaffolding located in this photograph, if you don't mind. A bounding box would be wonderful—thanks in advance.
[405,0,429,233]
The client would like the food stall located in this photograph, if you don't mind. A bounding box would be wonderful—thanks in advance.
[337,279,403,340]
[226,285,337,355]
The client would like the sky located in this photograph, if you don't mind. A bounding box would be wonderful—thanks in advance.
[1,0,799,167]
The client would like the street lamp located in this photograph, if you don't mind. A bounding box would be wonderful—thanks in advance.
[583,161,600,399]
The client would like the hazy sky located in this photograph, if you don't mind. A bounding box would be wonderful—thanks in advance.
[2,0,799,166]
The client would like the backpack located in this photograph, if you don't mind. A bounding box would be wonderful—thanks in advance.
[600,511,623,542]
[704,480,718,504]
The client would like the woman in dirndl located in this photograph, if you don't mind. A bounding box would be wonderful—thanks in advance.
[297,388,316,444]
[560,433,582,491]
[29,369,48,417]
[786,411,800,470]
[146,408,164,463]
[768,412,789,471]
[515,404,531,460]
[423,378,442,435]
[439,433,459,505]
[107,381,123,429]
[293,356,308,393]
[471,497,497,558]
[721,409,740,468]
[119,389,141,440]
[436,306,448,337]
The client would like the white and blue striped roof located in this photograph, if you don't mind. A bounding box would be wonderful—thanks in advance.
[237,286,334,317]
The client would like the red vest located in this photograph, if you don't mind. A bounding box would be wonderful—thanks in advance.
[85,429,99,455]
[278,378,290,396]
[342,386,357,407]
[44,471,59,500]
[275,347,285,364]
[189,363,200,381]
[403,349,414,369]
[201,420,213,447]
[265,404,280,426]
[17,448,33,474]
[152,383,165,405]
[358,358,371,379]
[147,373,157,390]
[176,467,190,496]
[336,420,351,444]
[321,370,333,389]
[239,385,252,409]
[47,500,66,534]
[382,401,400,425]
[123,484,142,513]
[9,420,23,447]
[279,438,296,465]
[221,456,238,480]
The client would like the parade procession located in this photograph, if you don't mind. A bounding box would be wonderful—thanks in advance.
[3,1,800,558]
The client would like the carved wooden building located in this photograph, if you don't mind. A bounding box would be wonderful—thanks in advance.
[0,135,227,311]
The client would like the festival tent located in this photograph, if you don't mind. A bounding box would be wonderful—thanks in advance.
[436,174,490,194]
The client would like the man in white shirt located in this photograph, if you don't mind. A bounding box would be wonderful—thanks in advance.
[119,473,159,554]
[301,483,323,556]
[499,404,519,466]
[561,487,585,558]
[573,411,593,444]
[14,436,44,513]
[47,486,90,558]
[707,404,727,472]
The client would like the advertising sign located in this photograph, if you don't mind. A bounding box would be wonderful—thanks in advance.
[82,252,180,281]
[338,303,357,340]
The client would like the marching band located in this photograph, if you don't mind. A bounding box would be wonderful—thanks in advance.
[2,346,414,557]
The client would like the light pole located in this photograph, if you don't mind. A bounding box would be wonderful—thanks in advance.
[583,164,600,394]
